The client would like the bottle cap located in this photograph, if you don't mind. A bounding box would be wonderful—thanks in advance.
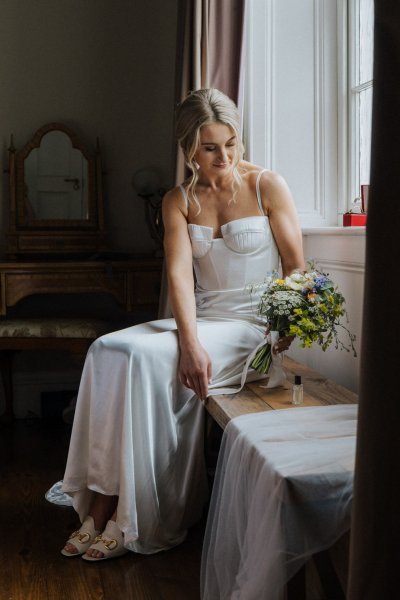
[294,375,302,385]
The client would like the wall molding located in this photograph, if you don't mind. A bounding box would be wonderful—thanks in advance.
[313,0,325,219]
[309,258,365,274]
[297,226,365,392]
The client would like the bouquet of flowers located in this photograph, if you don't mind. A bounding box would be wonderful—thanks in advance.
[250,264,357,375]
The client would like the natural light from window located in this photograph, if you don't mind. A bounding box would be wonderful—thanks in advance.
[350,0,374,202]
[244,0,375,226]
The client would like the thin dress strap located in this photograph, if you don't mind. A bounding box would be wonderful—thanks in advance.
[179,184,189,208]
[255,169,267,215]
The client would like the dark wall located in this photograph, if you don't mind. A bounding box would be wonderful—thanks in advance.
[0,0,179,255]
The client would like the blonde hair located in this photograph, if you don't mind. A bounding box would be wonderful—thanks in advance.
[175,88,245,213]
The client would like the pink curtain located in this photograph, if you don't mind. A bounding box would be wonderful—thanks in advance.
[158,0,246,318]
[347,2,400,597]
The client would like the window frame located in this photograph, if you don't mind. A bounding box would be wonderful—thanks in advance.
[243,0,373,226]
[337,0,349,219]
[346,0,374,210]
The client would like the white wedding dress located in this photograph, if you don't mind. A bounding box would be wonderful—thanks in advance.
[48,171,279,554]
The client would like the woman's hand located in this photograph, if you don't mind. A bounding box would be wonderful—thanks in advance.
[179,341,212,402]
[272,335,295,354]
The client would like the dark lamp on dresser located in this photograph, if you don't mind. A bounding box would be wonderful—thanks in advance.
[132,167,165,257]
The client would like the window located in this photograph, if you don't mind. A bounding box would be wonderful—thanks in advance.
[348,0,374,206]
[243,0,374,226]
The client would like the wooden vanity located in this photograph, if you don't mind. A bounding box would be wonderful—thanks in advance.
[2,121,163,316]
[0,256,162,316]
[0,123,164,420]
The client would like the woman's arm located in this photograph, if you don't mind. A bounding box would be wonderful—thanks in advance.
[259,171,305,276]
[258,171,305,354]
[162,189,212,401]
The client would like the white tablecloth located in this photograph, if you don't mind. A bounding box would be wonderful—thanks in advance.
[201,404,357,600]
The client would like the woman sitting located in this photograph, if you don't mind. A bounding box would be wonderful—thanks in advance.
[58,88,305,561]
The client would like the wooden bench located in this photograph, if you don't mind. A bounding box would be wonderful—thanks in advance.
[205,355,358,600]
[0,318,113,422]
[206,355,357,429]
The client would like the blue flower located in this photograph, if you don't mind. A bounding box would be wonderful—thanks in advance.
[314,275,329,290]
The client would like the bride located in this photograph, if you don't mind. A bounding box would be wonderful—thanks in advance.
[55,88,305,561]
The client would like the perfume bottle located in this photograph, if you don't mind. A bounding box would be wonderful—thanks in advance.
[292,375,303,405]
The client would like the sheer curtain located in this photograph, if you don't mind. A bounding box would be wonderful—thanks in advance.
[158,0,246,318]
[347,2,400,598]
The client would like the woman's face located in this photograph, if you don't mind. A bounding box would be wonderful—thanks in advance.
[194,122,237,175]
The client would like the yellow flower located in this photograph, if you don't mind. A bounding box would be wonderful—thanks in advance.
[289,325,302,336]
[275,279,284,285]
[300,318,317,331]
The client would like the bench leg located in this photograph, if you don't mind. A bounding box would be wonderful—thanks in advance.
[287,565,306,600]
[312,549,346,599]
[204,413,223,476]
[0,350,16,422]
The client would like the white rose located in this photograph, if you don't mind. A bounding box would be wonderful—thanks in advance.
[284,274,304,291]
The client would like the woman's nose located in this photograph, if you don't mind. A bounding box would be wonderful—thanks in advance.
[219,148,228,162]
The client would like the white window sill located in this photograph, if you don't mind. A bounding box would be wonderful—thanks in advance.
[302,226,366,236]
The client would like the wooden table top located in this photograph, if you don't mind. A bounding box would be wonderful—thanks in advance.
[206,355,358,430]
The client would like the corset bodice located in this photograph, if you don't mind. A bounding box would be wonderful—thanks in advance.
[188,215,279,323]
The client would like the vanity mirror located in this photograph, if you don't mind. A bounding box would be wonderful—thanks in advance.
[7,123,106,257]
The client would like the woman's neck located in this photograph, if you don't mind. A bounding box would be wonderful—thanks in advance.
[196,169,234,192]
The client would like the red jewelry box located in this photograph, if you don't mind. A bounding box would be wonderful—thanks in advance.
[343,213,367,227]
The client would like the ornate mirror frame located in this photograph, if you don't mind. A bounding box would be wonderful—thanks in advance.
[7,123,106,257]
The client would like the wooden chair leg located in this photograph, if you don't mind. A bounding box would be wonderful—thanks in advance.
[0,350,16,422]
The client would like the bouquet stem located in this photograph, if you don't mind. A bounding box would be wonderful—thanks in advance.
[250,343,272,374]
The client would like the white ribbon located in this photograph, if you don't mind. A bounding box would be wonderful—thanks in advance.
[259,330,287,389]
[208,330,286,397]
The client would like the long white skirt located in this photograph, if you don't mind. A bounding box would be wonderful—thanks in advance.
[60,317,264,554]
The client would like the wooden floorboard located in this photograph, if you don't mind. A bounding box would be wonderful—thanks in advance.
[0,418,204,600]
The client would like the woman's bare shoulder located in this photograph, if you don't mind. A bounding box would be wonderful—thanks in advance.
[257,170,295,215]
[239,160,264,174]
[239,161,274,183]
[163,185,188,216]
[239,161,285,189]
[239,165,293,211]
[257,169,289,194]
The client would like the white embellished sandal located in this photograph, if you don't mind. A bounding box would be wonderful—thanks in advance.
[61,515,100,557]
[82,519,129,562]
